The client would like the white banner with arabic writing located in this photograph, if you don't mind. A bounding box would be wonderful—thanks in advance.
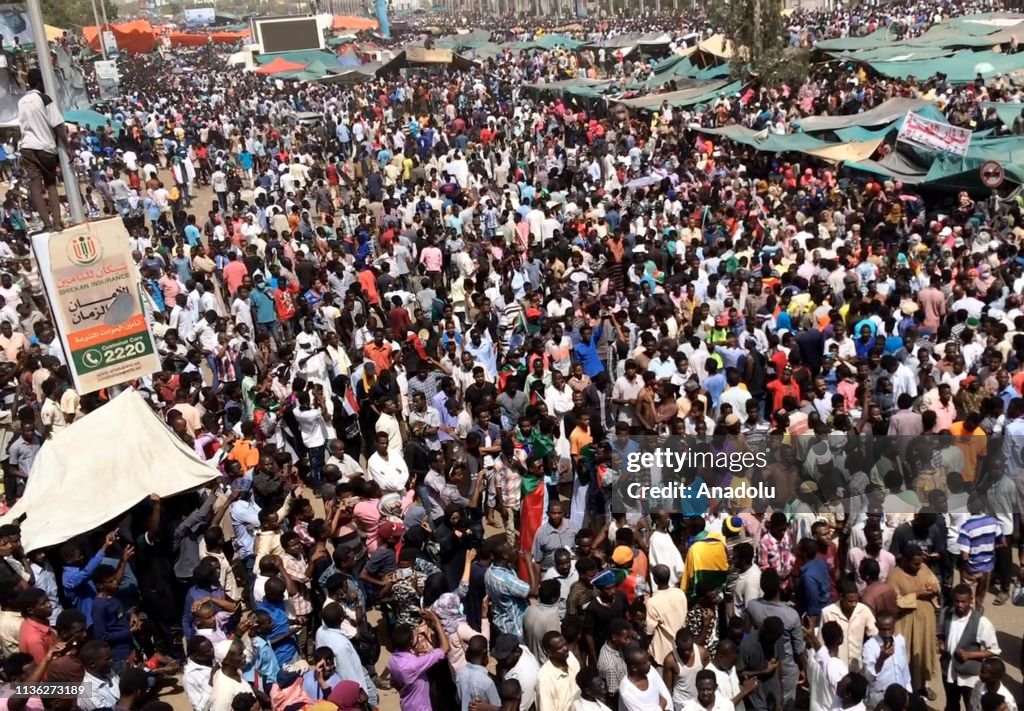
[897,112,972,157]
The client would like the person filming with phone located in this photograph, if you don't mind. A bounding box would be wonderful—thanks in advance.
[860,612,912,708]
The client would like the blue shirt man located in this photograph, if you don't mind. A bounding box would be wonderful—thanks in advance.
[249,283,277,326]
[799,554,832,618]
[703,367,727,413]
[314,610,379,707]
[61,535,117,627]
[256,592,299,668]
[484,561,530,640]
[145,278,165,312]
[184,223,201,247]
[456,654,499,711]
[172,255,192,282]
[301,665,342,700]
[573,324,605,378]
[998,382,1021,411]
[242,631,280,686]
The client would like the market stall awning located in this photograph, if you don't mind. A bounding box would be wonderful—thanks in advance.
[697,125,884,163]
[612,79,740,110]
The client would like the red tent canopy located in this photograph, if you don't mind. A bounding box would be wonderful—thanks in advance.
[256,57,308,75]
[83,20,157,54]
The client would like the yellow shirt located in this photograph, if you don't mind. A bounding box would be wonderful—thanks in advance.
[949,421,987,482]
[537,653,580,711]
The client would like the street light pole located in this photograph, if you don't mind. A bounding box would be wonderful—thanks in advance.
[90,0,107,60]
[25,0,86,224]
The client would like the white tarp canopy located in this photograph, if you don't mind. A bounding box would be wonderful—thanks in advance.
[2,390,219,551]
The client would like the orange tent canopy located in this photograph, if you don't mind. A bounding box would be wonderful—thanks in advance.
[83,20,157,54]
[332,15,378,31]
[169,30,250,47]
[211,31,250,43]
[256,57,307,75]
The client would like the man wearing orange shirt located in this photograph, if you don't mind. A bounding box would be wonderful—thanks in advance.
[364,332,393,373]
[222,252,248,297]
[949,412,987,482]
[567,411,594,529]
[228,421,261,471]
[569,411,594,459]
[357,264,381,314]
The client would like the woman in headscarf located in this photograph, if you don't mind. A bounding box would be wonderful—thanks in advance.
[421,572,448,610]
[974,263,996,293]
[400,525,443,583]
[434,503,482,590]
[327,680,368,711]
[269,670,313,711]
[430,591,490,674]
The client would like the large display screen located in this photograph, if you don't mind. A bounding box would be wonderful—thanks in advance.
[255,17,323,54]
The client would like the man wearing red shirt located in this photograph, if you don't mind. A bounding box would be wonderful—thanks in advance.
[273,276,299,338]
[766,366,802,412]
[388,296,412,336]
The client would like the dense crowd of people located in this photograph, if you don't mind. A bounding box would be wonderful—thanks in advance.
[0,2,1023,711]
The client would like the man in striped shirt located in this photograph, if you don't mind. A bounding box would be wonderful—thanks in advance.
[957,499,1005,610]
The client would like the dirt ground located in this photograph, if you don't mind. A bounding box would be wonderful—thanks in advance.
[9,171,1023,711]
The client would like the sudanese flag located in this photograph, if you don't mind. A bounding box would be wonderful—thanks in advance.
[517,466,547,582]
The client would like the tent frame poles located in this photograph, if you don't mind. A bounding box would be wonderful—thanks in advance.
[26,0,86,225]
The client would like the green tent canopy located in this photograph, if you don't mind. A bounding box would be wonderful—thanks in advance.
[64,109,122,133]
